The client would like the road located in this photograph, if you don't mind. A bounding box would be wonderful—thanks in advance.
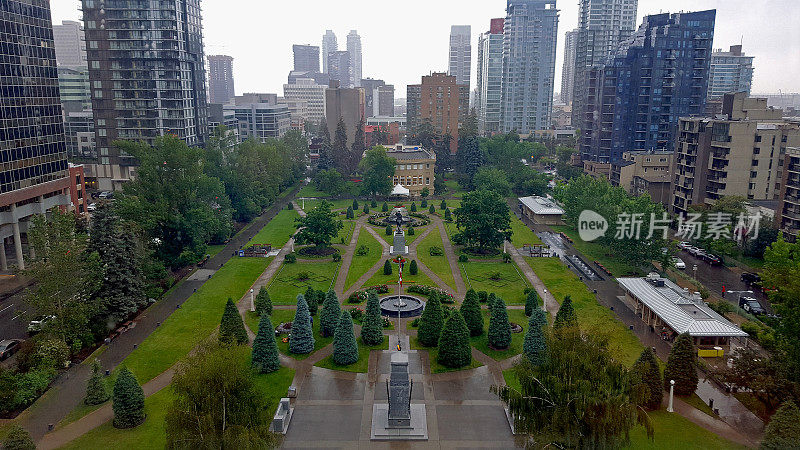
[0,292,29,340]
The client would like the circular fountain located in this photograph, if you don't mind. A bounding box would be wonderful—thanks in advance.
[379,295,426,318]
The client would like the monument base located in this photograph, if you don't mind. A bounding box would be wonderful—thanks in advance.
[370,404,428,440]
[389,245,408,255]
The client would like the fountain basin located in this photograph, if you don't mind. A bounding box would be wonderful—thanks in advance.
[379,295,426,318]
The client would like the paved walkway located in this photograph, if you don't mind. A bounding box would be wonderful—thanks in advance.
[505,240,557,314]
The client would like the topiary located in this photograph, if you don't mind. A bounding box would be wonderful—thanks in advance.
[409,260,418,275]
[289,295,315,354]
[421,199,427,208]
[320,290,341,338]
[84,359,110,406]
[333,310,359,365]
[284,253,297,263]
[371,199,377,208]
[523,309,547,365]
[352,199,359,210]
[408,226,415,235]
[254,286,272,317]
[363,204,369,214]
[460,289,484,337]
[383,260,392,275]
[632,347,662,410]
[440,200,447,210]
[346,206,354,219]
[488,296,511,349]
[361,292,384,345]
[219,298,248,345]
[458,254,468,263]
[437,310,471,368]
[411,202,417,212]
[385,225,393,235]
[252,314,280,373]
[553,295,578,330]
[444,208,452,222]
[382,201,389,212]
[2,425,35,450]
[762,400,800,450]
[663,332,698,396]
[112,367,145,429]
[429,204,435,214]
[417,293,444,347]
[524,290,539,317]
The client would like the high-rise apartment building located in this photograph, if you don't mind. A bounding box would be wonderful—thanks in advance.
[571,0,638,128]
[328,51,351,88]
[322,30,337,75]
[293,44,320,73]
[671,93,800,216]
[375,85,395,117]
[325,81,365,148]
[82,0,209,190]
[777,147,800,241]
[476,19,504,135]
[284,79,327,125]
[361,78,384,119]
[52,20,87,68]
[560,29,578,105]
[501,0,559,133]
[448,25,471,92]
[208,55,235,105]
[225,103,290,142]
[347,30,362,87]
[407,73,466,154]
[580,10,716,163]
[708,45,755,101]
[1,0,71,270]
[57,66,92,113]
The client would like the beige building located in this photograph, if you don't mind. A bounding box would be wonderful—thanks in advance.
[387,145,435,196]
[671,93,800,216]
[325,81,365,148]
[776,147,800,241]
[611,151,674,205]
[583,161,611,179]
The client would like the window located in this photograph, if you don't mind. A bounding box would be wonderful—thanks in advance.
[426,177,430,185]
[89,41,98,49]
[93,81,101,88]
[754,135,762,142]
[97,119,105,126]
[753,148,760,154]
[98,129,107,137]
[94,90,102,98]
[91,61,100,69]
[752,159,759,166]
[750,171,758,178]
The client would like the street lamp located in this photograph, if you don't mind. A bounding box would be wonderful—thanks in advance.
[728,290,753,308]
[250,288,255,312]
[667,379,675,413]
[692,264,698,280]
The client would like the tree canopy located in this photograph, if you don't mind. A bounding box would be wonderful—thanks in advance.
[453,190,512,252]
[359,146,396,196]
[295,200,343,249]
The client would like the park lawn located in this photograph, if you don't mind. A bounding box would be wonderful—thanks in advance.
[251,365,296,413]
[247,208,299,250]
[410,336,483,374]
[460,260,529,305]
[345,229,384,290]
[315,336,389,373]
[206,243,226,257]
[300,198,353,212]
[119,257,272,383]
[334,219,355,245]
[443,220,460,240]
[363,266,436,293]
[524,257,643,367]
[509,214,543,247]
[266,308,334,360]
[443,179,465,198]
[267,260,339,305]
[471,308,528,361]
[550,225,643,277]
[297,184,329,198]
[416,226,457,291]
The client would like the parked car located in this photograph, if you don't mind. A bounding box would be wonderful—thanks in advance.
[27,315,55,335]
[703,253,723,266]
[87,203,97,212]
[740,272,761,285]
[672,257,686,269]
[740,297,766,315]
[677,241,691,250]
[686,246,703,256]
[0,339,21,360]
[98,191,113,199]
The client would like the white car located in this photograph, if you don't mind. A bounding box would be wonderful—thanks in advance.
[677,241,691,250]
[672,257,686,269]
[87,203,97,212]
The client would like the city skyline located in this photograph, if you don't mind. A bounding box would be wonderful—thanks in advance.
[51,0,800,97]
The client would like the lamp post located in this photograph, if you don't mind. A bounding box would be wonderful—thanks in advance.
[250,288,255,312]
[692,264,698,280]
[667,379,675,413]
[727,290,753,308]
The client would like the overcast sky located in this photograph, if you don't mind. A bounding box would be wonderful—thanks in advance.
[51,0,800,98]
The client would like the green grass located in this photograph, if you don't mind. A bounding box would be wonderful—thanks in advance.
[411,336,483,373]
[460,261,529,305]
[416,225,457,291]
[300,198,353,212]
[524,257,643,367]
[264,308,334,360]
[363,266,436,293]
[684,393,717,417]
[297,184,329,198]
[334,219,355,245]
[510,214,543,247]
[251,365,296,413]
[267,260,339,305]
[443,179,465,198]
[247,208,299,250]
[57,401,108,429]
[344,228,384,290]
[119,257,272,383]
[550,225,643,277]
[471,308,528,361]
[315,336,389,373]
[206,243,226,257]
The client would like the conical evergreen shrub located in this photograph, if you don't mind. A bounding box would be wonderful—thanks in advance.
[437,310,472,368]
[553,295,578,330]
[487,292,498,311]
[632,347,662,410]
[361,292,384,345]
[320,289,341,338]
[254,286,272,317]
[383,260,392,275]
[304,286,319,316]
[429,204,435,214]
[488,296,511,349]
[346,206,354,219]
[460,289,484,337]
[352,199,359,210]
[84,359,110,405]
[524,290,539,317]
[252,314,280,373]
[112,367,145,429]
[523,309,547,365]
[2,425,34,450]
[289,295,315,354]
[382,201,389,212]
[762,400,800,450]
[421,199,427,208]
[663,332,698,396]
[411,202,417,212]
[417,293,444,347]
[409,260,418,275]
[333,310,359,365]
[219,298,248,345]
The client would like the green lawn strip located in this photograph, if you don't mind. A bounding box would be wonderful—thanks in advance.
[297,184,329,198]
[247,208,300,250]
[549,225,643,277]
[334,219,355,245]
[263,308,333,360]
[57,402,107,429]
[509,214,543,247]
[684,393,717,417]
[344,229,384,290]
[315,336,389,373]
[443,179,465,198]
[119,257,272,383]
[206,243,226,257]
[470,308,528,361]
[733,392,771,422]
[267,260,339,305]
[300,198,353,212]
[416,226,457,291]
[460,261,529,305]
[443,221,460,240]
[524,257,642,367]
[410,336,483,374]
[363,268,436,293]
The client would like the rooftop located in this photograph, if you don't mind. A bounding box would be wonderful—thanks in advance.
[618,275,748,338]
[518,196,564,216]
[386,145,434,161]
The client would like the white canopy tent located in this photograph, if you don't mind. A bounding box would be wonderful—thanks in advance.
[390,184,410,196]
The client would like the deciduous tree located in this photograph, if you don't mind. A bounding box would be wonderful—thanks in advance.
[360,146,396,196]
[453,190,512,252]
[295,200,343,250]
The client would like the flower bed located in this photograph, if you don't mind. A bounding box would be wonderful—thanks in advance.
[406,284,454,303]
[347,284,390,303]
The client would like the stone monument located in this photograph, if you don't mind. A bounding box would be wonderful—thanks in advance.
[390,210,408,255]
[370,352,427,440]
